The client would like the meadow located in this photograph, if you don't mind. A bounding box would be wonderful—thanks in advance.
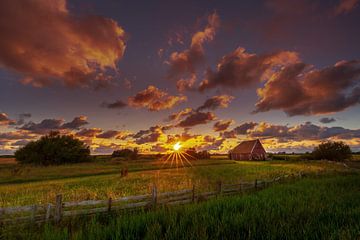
[0,156,352,207]
[2,173,360,239]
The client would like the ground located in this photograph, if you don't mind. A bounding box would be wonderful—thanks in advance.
[2,173,360,239]
[0,155,354,207]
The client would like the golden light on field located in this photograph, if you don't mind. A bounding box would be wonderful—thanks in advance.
[173,142,182,151]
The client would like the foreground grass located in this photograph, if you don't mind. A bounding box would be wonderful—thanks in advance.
[0,158,349,207]
[2,173,360,239]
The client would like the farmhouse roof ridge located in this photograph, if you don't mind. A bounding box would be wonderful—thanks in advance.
[231,139,262,154]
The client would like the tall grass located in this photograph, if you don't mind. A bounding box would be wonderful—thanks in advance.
[0,159,349,206]
[2,174,360,239]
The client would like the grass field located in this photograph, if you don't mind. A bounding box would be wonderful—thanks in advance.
[2,173,360,239]
[0,156,352,207]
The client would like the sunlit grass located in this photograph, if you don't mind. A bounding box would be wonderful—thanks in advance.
[2,174,360,239]
[0,157,351,207]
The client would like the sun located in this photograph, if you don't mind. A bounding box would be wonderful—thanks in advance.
[173,142,182,151]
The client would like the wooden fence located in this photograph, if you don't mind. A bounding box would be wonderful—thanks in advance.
[0,173,303,224]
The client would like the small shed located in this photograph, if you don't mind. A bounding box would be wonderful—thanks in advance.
[229,139,266,160]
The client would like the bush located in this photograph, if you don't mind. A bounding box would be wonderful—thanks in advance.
[112,148,138,160]
[312,141,352,161]
[15,132,90,165]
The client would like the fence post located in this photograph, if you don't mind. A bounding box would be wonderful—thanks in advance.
[217,180,222,196]
[255,179,258,190]
[54,194,63,223]
[108,197,112,212]
[192,185,196,203]
[45,203,51,222]
[31,205,37,222]
[239,182,242,194]
[151,185,157,208]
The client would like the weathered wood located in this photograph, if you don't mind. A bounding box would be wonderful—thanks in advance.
[54,194,62,223]
[107,198,112,212]
[192,185,195,203]
[158,194,192,204]
[255,179,258,189]
[63,199,107,208]
[0,205,45,214]
[151,185,157,208]
[217,180,222,196]
[31,205,37,222]
[45,204,51,222]
[112,194,150,203]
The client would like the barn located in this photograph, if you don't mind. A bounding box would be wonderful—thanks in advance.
[229,139,266,160]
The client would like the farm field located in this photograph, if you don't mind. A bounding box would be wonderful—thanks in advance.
[0,156,352,207]
[2,173,360,239]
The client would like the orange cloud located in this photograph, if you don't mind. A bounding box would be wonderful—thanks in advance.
[0,113,15,126]
[197,95,235,111]
[199,47,300,91]
[0,0,126,88]
[167,12,220,80]
[255,60,360,116]
[213,120,234,132]
[128,85,187,111]
[334,0,359,15]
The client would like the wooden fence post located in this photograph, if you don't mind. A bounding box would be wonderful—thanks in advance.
[151,185,157,208]
[239,182,242,194]
[31,205,37,222]
[54,194,63,223]
[45,203,51,222]
[217,180,222,196]
[255,179,258,190]
[108,198,112,212]
[192,185,196,203]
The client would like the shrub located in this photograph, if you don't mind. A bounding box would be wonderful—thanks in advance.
[112,148,138,160]
[312,141,352,161]
[15,132,90,165]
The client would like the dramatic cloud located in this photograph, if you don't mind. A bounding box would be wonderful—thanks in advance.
[20,116,89,133]
[101,100,127,109]
[0,113,15,126]
[248,121,360,142]
[76,128,103,138]
[167,108,193,121]
[128,86,187,111]
[96,130,129,139]
[255,60,360,116]
[61,116,89,129]
[177,111,216,128]
[334,0,359,15]
[319,117,336,124]
[213,120,233,132]
[197,95,234,111]
[176,74,197,92]
[0,0,126,88]
[199,47,300,91]
[167,12,220,79]
[134,125,167,144]
[221,122,258,138]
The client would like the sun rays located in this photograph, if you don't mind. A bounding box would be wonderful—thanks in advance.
[161,142,196,168]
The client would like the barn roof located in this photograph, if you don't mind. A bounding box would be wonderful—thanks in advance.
[231,139,263,154]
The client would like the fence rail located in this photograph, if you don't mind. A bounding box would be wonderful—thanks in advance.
[0,172,305,224]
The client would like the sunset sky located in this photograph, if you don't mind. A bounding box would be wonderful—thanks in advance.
[1,0,360,154]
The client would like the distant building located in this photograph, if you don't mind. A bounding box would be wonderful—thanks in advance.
[229,139,266,160]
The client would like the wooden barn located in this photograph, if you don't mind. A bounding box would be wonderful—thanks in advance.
[229,139,266,160]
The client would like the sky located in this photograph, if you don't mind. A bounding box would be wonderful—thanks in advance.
[0,0,360,154]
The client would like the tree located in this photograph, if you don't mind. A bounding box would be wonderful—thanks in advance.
[312,141,352,161]
[112,148,138,160]
[15,132,90,165]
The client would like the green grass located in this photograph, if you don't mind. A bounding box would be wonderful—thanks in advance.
[2,173,360,239]
[0,157,350,207]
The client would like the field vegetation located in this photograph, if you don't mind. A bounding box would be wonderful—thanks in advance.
[2,173,360,239]
[0,155,352,207]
